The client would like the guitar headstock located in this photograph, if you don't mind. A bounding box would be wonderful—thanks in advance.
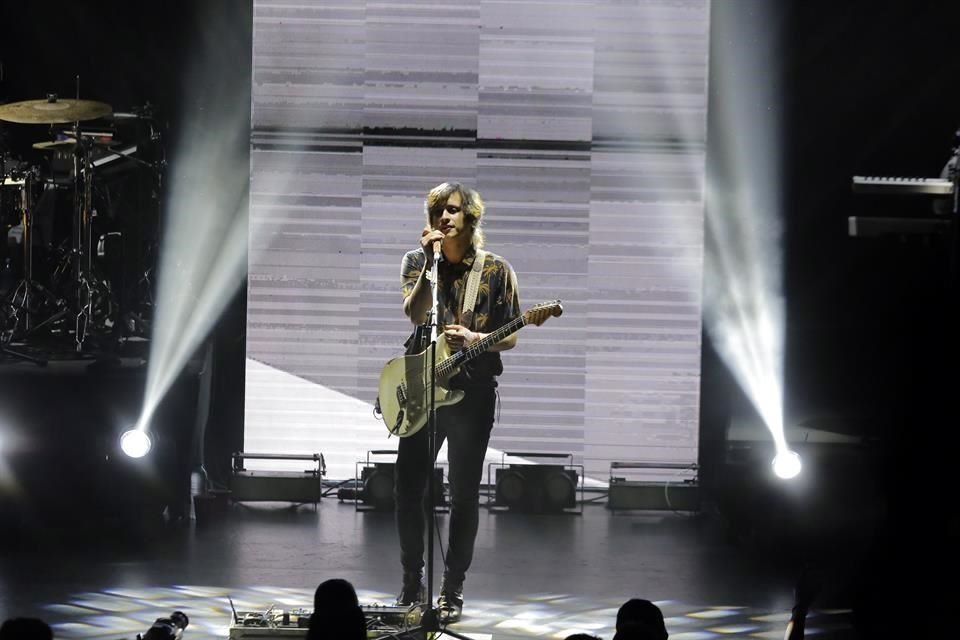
[523,300,563,326]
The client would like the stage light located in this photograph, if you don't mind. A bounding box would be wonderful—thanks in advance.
[120,429,152,459]
[772,450,802,480]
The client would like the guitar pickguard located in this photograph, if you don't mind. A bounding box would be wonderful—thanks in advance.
[378,336,464,437]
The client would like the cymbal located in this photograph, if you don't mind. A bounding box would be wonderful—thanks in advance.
[32,140,76,151]
[0,98,112,124]
[32,136,117,151]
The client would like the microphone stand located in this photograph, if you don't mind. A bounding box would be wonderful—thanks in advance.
[424,242,441,633]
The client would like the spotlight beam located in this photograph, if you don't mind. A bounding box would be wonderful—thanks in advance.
[706,1,797,469]
[136,8,252,439]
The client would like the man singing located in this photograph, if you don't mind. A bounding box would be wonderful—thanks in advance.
[394,182,520,622]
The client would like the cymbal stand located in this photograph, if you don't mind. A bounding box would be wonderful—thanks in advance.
[72,120,97,352]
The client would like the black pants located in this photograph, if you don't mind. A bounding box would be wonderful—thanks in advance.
[394,385,496,586]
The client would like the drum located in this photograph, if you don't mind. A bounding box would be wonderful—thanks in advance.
[1,173,28,293]
[0,168,46,287]
[2,174,27,228]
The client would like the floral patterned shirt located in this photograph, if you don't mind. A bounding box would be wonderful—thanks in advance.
[401,245,521,386]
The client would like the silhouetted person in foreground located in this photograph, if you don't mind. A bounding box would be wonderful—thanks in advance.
[0,618,53,640]
[306,578,366,640]
[784,566,821,640]
[614,599,668,640]
[565,634,602,640]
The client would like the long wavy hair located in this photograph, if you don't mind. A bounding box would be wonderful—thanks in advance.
[424,182,485,249]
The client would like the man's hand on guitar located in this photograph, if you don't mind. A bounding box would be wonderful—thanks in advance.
[443,324,480,351]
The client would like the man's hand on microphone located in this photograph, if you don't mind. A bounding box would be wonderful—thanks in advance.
[420,227,445,266]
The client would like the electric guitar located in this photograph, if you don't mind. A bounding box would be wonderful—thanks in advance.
[377,300,563,437]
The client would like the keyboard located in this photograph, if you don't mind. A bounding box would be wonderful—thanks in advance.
[852,175,954,195]
[847,216,951,237]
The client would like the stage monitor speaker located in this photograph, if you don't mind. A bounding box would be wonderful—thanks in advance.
[229,452,325,505]
[494,464,579,513]
[607,479,700,511]
[606,461,700,512]
[349,462,445,511]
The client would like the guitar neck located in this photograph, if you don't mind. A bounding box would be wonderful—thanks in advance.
[438,315,527,377]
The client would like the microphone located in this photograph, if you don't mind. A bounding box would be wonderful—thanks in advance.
[432,239,442,262]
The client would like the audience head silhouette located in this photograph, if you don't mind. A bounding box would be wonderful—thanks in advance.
[614,599,668,640]
[0,618,53,640]
[565,634,602,640]
[306,578,366,640]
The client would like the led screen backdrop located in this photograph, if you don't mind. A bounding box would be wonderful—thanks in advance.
[244,0,710,482]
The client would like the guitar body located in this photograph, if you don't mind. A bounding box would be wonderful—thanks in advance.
[378,334,465,437]
[377,300,562,437]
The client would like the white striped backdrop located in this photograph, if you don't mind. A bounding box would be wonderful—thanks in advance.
[244,0,710,482]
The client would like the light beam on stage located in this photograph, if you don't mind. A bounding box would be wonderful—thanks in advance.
[134,7,251,441]
[705,1,800,477]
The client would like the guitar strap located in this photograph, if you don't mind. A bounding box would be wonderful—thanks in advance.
[460,249,487,330]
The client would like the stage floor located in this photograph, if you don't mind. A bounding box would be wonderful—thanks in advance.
[0,498,864,640]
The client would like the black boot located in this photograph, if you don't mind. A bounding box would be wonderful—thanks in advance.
[396,571,426,606]
[437,576,464,623]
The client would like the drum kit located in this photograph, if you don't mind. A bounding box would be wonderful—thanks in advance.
[0,95,163,362]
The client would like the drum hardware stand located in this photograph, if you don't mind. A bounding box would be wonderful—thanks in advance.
[69,120,116,352]
[71,120,92,351]
[0,166,49,365]
[125,264,155,336]
[78,122,162,348]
